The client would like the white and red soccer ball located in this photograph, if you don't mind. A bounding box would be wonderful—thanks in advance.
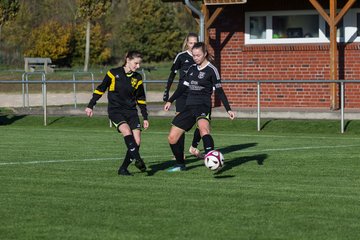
[204,150,224,171]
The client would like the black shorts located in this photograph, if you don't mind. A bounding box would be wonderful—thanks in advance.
[175,94,187,112]
[109,111,141,131]
[172,105,211,132]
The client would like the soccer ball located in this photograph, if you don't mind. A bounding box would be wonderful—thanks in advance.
[204,150,224,171]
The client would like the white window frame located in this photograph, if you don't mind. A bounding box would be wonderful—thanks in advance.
[344,8,360,43]
[245,9,360,45]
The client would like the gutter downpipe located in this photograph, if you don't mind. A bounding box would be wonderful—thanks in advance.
[184,0,205,41]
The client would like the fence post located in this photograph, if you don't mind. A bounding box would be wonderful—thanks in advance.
[72,72,94,109]
[141,69,147,93]
[41,72,47,126]
[72,73,77,109]
[257,81,261,131]
[21,73,26,107]
[340,81,344,133]
[25,74,30,107]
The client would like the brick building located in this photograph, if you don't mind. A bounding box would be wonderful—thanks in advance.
[166,0,360,110]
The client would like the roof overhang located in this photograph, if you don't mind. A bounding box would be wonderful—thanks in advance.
[204,0,247,5]
[161,0,247,4]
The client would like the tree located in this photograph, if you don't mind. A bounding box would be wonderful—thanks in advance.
[23,20,73,65]
[72,22,111,66]
[0,0,19,43]
[116,0,183,62]
[76,0,111,71]
[0,0,19,25]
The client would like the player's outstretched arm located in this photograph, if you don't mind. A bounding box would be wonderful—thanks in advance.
[85,107,93,117]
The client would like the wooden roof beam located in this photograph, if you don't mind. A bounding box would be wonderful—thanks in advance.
[335,0,356,25]
[205,6,224,29]
[309,0,330,24]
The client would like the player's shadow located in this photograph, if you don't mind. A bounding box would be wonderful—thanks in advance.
[0,114,26,125]
[185,143,258,171]
[218,143,257,155]
[146,158,200,176]
[146,143,259,176]
[214,153,268,176]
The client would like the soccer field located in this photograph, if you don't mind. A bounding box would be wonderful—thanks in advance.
[1,116,360,240]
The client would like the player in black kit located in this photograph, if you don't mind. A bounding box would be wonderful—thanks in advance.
[164,42,235,172]
[85,51,148,176]
[163,33,203,159]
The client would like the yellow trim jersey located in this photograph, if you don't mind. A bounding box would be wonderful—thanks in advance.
[87,67,148,120]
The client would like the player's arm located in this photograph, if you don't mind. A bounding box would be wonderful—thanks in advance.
[214,84,231,112]
[167,80,188,103]
[85,71,111,117]
[163,80,188,111]
[213,72,235,120]
[134,78,149,128]
[163,55,181,101]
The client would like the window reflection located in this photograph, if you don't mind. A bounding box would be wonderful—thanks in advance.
[272,15,319,39]
[250,16,266,39]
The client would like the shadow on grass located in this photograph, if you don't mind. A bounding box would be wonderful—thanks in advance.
[217,143,257,154]
[146,142,260,176]
[345,120,351,132]
[0,114,26,125]
[48,116,65,125]
[147,158,200,176]
[214,153,268,176]
[261,119,273,130]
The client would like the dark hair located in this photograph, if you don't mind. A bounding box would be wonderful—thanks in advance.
[122,50,143,66]
[182,32,199,51]
[192,42,214,62]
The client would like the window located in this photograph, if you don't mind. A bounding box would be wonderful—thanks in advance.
[250,16,266,39]
[357,13,360,36]
[272,15,319,39]
[245,9,360,45]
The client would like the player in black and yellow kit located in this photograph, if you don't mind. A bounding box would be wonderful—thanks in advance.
[85,51,148,176]
[163,33,203,159]
[164,42,235,172]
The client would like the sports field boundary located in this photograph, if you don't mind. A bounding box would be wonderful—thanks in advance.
[5,104,360,120]
[2,91,360,120]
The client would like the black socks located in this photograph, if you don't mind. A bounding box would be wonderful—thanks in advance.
[179,133,185,155]
[123,135,141,161]
[120,150,132,169]
[170,142,185,165]
[191,128,201,148]
[202,134,214,154]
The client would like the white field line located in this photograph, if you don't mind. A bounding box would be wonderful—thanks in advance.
[236,144,360,154]
[0,155,162,166]
[0,145,358,166]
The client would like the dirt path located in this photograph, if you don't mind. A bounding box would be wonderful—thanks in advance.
[0,91,162,107]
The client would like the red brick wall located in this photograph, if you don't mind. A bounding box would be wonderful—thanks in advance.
[208,1,360,109]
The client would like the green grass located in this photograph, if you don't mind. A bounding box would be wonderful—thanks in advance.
[1,116,360,239]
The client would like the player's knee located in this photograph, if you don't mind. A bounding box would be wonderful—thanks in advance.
[118,124,132,136]
[168,134,178,145]
[198,127,210,137]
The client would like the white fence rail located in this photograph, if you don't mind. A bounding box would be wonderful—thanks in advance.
[1,75,359,133]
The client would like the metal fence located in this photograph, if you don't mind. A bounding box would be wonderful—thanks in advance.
[1,72,359,133]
